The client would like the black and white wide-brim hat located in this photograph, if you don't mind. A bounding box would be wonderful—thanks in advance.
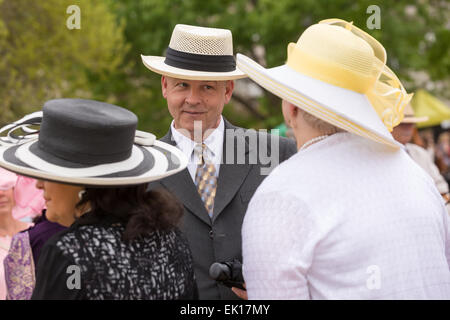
[0,99,188,186]
[141,24,246,80]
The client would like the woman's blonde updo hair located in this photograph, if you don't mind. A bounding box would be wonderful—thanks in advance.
[298,108,344,135]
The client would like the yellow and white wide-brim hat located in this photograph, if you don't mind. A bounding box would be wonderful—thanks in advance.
[237,19,413,148]
[141,24,246,80]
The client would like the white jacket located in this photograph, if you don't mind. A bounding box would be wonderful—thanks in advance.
[243,132,450,299]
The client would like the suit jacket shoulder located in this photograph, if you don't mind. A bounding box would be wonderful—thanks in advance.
[222,119,297,164]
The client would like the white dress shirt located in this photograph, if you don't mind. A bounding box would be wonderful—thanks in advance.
[242,132,450,299]
[170,117,224,182]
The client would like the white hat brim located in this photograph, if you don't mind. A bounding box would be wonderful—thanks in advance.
[141,55,247,80]
[0,140,188,186]
[401,116,429,124]
[236,54,401,149]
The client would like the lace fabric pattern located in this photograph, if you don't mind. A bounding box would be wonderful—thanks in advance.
[53,223,197,300]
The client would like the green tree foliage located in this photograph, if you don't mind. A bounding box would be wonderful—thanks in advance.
[1,0,448,135]
[0,0,128,126]
[109,0,450,135]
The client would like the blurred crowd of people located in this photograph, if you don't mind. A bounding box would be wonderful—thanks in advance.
[416,129,450,186]
[0,169,46,299]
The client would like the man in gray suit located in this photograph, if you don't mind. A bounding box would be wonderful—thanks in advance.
[141,24,297,299]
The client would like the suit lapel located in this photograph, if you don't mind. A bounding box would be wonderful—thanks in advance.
[159,131,212,226]
[212,120,253,222]
[159,120,254,224]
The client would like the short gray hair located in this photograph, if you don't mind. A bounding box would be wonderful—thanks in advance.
[298,108,344,135]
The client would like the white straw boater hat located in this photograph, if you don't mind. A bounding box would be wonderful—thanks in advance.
[237,18,413,148]
[0,99,188,186]
[141,24,246,80]
[401,103,428,124]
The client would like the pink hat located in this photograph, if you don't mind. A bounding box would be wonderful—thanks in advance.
[12,175,45,220]
[0,167,17,191]
[0,168,44,220]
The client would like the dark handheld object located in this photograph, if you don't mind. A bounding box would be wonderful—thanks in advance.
[209,259,245,290]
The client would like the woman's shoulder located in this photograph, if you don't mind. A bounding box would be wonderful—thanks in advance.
[136,227,192,258]
[49,222,190,257]
[41,224,84,253]
[54,222,122,249]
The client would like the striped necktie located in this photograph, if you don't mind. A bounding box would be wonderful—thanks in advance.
[194,143,217,218]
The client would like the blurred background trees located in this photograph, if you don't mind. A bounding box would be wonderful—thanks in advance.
[1,0,449,136]
[0,0,128,125]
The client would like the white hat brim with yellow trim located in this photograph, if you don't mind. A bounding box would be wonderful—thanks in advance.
[237,19,413,149]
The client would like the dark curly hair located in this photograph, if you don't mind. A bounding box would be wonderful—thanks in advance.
[75,184,183,241]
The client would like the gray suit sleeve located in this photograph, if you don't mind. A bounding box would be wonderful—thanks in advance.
[279,136,297,162]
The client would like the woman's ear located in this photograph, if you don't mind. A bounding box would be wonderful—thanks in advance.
[290,103,298,118]
[282,100,299,128]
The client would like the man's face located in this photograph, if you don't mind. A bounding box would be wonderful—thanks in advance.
[161,76,234,139]
[392,122,415,145]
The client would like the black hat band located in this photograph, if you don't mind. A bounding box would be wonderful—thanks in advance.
[164,47,236,72]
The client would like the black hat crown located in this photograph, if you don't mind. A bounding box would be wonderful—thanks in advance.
[38,99,138,165]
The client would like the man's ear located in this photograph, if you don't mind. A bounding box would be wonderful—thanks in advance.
[224,80,235,104]
[161,76,168,98]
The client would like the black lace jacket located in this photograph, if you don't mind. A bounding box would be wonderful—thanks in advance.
[31,215,198,300]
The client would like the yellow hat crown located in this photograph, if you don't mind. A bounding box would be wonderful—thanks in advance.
[290,24,375,91]
[286,19,412,131]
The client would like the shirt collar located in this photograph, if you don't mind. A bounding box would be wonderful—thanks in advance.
[170,116,224,160]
